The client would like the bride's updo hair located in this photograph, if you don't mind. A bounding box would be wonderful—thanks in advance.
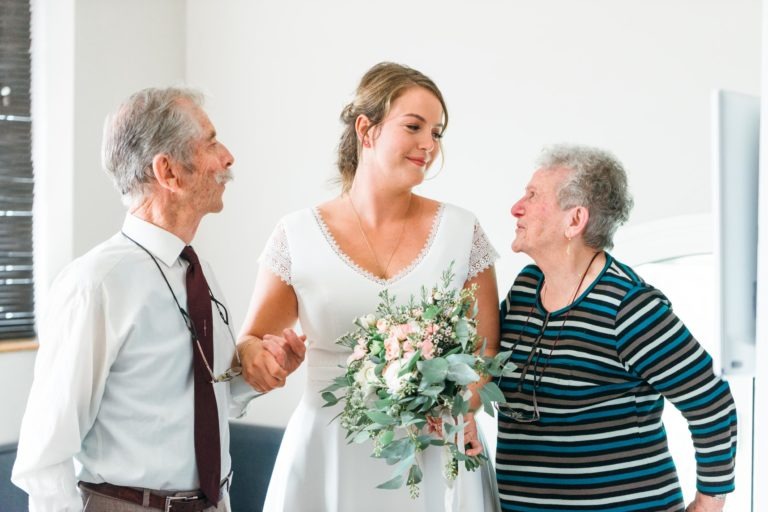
[336,62,448,192]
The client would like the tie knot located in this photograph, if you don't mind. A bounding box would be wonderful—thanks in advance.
[180,245,200,267]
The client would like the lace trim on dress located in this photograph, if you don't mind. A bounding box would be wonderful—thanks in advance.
[467,221,499,280]
[261,222,292,285]
[312,203,446,286]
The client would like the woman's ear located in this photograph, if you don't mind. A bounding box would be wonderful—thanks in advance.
[151,153,182,192]
[565,206,590,239]
[355,114,372,148]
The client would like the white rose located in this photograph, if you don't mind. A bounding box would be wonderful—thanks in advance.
[383,354,415,395]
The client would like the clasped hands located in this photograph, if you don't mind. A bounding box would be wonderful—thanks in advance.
[238,328,307,393]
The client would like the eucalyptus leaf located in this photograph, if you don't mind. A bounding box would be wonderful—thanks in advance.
[418,358,448,385]
[422,305,440,320]
[446,362,480,385]
[365,411,398,426]
[353,429,371,444]
[321,392,338,407]
[408,464,423,485]
[478,381,506,415]
[376,474,404,490]
[379,429,394,447]
[398,349,421,376]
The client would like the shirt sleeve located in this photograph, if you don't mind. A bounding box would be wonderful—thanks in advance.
[614,286,738,496]
[12,276,115,511]
[258,222,292,285]
[467,219,499,280]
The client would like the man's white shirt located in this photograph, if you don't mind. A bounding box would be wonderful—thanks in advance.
[12,215,255,511]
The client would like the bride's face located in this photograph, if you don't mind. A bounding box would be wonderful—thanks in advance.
[363,86,444,187]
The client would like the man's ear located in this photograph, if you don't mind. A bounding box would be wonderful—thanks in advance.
[151,154,182,192]
[565,206,590,240]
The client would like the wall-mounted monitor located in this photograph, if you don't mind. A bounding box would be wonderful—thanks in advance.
[712,89,760,376]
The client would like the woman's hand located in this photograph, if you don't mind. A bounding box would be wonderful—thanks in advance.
[238,329,306,392]
[425,412,483,457]
[463,412,483,456]
[685,492,725,512]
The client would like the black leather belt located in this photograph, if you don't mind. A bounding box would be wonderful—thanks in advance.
[78,481,213,512]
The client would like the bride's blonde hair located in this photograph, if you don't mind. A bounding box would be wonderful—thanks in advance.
[336,62,448,192]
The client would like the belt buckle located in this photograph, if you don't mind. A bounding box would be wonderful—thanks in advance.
[164,495,198,512]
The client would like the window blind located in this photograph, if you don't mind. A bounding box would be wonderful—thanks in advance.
[0,0,35,340]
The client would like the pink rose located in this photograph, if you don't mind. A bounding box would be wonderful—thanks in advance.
[420,338,435,359]
[384,336,401,361]
[391,323,411,340]
[347,344,367,364]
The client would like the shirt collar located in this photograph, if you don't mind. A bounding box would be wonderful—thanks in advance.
[121,214,187,267]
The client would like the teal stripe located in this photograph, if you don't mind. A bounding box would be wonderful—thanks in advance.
[633,330,689,374]
[579,301,618,315]
[498,460,676,486]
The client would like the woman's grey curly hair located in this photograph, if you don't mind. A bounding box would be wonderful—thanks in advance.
[537,144,634,250]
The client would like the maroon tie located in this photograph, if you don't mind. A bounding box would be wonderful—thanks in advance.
[180,246,221,504]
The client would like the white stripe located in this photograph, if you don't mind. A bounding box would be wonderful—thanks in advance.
[670,376,721,404]
[589,293,621,306]
[625,319,682,366]
[509,284,536,294]
[497,451,671,474]
[551,348,626,369]
[695,436,738,454]
[687,403,736,426]
[499,482,681,506]
[698,473,735,483]
[645,346,705,386]
[555,320,614,335]
[614,300,658,336]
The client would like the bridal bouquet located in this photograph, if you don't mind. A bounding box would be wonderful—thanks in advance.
[321,264,510,498]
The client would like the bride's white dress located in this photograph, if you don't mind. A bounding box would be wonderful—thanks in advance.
[260,203,500,512]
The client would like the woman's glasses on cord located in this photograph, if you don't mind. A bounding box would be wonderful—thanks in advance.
[494,305,572,423]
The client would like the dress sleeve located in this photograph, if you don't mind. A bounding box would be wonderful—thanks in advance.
[467,220,499,280]
[614,286,737,496]
[258,222,292,285]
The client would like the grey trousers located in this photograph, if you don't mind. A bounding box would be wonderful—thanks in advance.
[80,486,230,512]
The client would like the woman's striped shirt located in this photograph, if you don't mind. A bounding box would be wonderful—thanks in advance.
[496,254,737,512]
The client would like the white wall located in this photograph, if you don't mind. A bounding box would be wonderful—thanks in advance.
[184,0,761,426]
[2,0,761,453]
[0,0,186,446]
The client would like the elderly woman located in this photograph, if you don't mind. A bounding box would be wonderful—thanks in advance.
[495,145,737,512]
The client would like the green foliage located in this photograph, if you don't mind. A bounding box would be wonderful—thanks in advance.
[320,262,512,496]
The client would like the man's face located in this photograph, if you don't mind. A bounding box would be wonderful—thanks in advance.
[182,104,235,215]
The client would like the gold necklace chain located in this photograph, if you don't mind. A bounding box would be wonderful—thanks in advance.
[347,193,414,279]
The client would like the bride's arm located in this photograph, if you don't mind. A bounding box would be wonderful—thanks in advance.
[237,265,305,393]
[463,265,500,455]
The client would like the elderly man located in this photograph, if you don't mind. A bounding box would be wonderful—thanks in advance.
[12,87,305,511]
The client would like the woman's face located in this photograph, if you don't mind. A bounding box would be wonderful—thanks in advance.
[510,167,572,256]
[363,86,444,187]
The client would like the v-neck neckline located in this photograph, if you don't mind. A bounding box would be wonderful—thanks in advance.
[311,203,446,286]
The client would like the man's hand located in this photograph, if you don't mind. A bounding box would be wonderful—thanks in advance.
[686,492,725,512]
[238,329,306,392]
[262,328,306,375]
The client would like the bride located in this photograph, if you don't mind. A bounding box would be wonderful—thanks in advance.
[238,62,501,512]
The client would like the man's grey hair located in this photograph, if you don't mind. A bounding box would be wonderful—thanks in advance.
[101,87,205,205]
[537,144,634,250]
